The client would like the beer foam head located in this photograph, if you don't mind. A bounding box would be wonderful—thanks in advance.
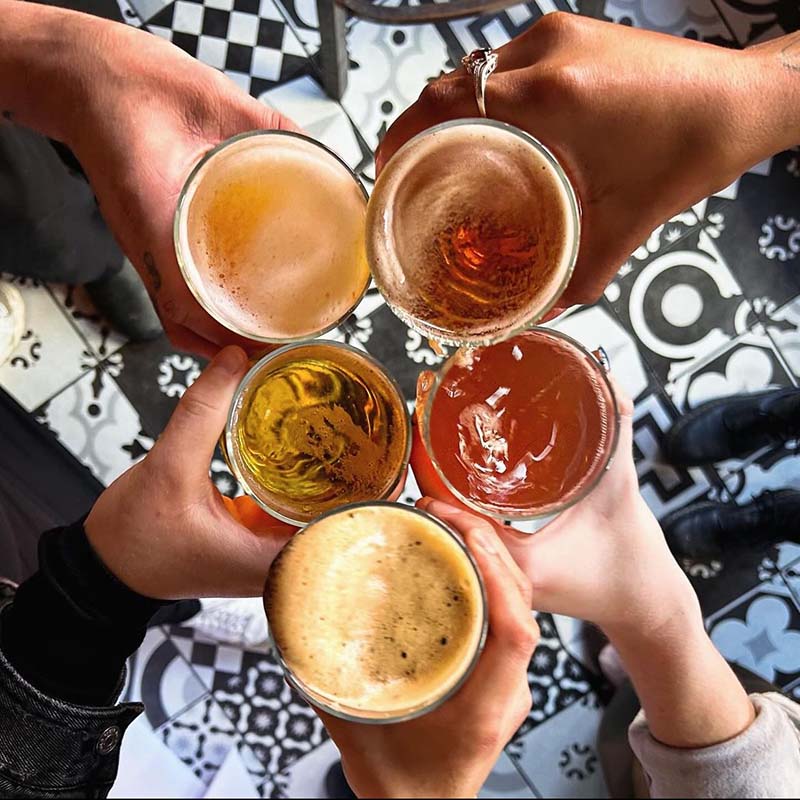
[367,121,579,343]
[264,504,486,718]
[176,133,369,341]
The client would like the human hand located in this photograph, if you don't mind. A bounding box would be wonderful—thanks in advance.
[85,346,295,599]
[411,371,698,638]
[319,511,538,799]
[377,13,798,309]
[63,17,299,357]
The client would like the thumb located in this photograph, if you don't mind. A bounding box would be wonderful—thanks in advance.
[253,100,303,134]
[155,346,249,479]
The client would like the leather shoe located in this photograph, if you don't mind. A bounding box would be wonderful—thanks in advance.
[663,388,800,466]
[662,489,800,561]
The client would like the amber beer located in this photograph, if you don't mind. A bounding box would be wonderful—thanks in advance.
[175,131,369,342]
[265,503,487,721]
[225,343,410,525]
[422,328,619,520]
[367,120,580,345]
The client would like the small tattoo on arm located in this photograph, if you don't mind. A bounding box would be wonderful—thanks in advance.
[1,110,13,121]
[781,33,800,73]
[143,251,162,292]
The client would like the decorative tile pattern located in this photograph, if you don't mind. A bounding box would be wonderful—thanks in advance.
[600,0,736,42]
[158,693,239,785]
[33,363,152,486]
[509,693,608,799]
[516,614,605,737]
[711,0,798,45]
[708,150,800,314]
[606,227,757,386]
[148,0,311,96]
[0,277,95,411]
[708,583,800,690]
[340,19,454,150]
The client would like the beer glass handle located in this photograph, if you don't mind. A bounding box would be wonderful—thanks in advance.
[591,346,611,373]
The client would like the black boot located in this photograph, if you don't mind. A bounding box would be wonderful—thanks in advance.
[662,489,800,561]
[662,388,800,466]
[325,761,357,799]
[85,258,162,343]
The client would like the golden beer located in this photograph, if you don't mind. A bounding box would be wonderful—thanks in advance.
[225,343,410,524]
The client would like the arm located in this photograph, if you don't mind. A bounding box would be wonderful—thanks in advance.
[377,13,800,308]
[320,511,539,799]
[0,347,295,797]
[412,379,800,796]
[0,0,297,357]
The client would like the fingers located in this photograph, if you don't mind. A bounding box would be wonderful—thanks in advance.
[154,346,248,480]
[420,499,531,608]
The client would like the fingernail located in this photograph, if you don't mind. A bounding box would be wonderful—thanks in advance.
[215,346,247,376]
[417,497,431,510]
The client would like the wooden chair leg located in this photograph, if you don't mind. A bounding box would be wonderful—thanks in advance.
[316,0,349,100]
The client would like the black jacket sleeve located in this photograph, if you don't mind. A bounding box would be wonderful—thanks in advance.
[0,519,167,798]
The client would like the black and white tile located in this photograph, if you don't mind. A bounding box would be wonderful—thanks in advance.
[0,277,96,411]
[509,692,608,799]
[707,579,800,691]
[599,0,736,42]
[148,0,312,96]
[606,226,757,387]
[711,0,798,45]
[708,150,800,314]
[33,362,153,486]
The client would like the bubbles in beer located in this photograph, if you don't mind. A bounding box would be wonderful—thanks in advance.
[265,506,484,715]
[367,122,577,343]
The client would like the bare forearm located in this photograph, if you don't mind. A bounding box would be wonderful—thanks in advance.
[606,606,755,749]
[0,0,114,145]
[743,32,800,157]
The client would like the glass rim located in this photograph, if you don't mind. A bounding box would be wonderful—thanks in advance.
[367,117,582,347]
[173,129,371,344]
[225,340,412,526]
[265,500,489,724]
[421,326,621,523]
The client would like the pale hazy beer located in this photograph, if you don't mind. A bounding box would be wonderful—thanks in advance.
[224,343,410,525]
[367,120,580,345]
[264,503,487,721]
[175,131,369,342]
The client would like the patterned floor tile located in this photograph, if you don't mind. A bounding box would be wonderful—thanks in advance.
[280,739,342,799]
[707,149,800,314]
[32,362,153,486]
[340,18,454,151]
[480,749,535,799]
[157,693,240,785]
[516,613,606,738]
[112,334,205,437]
[123,627,208,728]
[49,282,128,362]
[720,438,800,502]
[665,321,797,473]
[606,225,757,387]
[259,75,373,178]
[762,292,800,381]
[598,0,736,42]
[434,1,549,64]
[0,277,95,411]
[126,0,168,23]
[632,388,719,521]
[711,0,798,45]
[707,581,800,690]
[213,649,329,783]
[508,693,608,799]
[148,0,312,96]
